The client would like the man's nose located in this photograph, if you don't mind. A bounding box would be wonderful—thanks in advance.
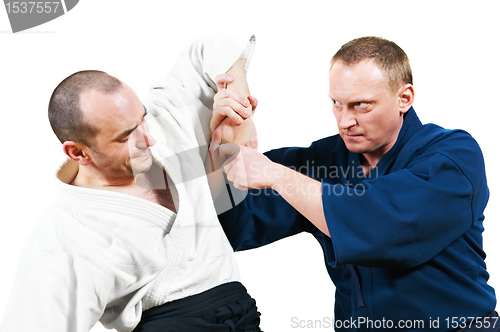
[338,112,357,130]
[135,122,156,148]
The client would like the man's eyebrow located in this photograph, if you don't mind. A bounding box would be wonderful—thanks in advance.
[116,126,138,140]
[349,99,374,105]
[115,107,148,140]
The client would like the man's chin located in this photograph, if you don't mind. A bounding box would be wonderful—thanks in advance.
[131,156,154,175]
[344,143,366,154]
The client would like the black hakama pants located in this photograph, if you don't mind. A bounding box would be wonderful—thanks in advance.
[133,281,262,332]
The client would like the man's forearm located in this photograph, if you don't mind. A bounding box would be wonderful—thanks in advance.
[217,144,328,236]
[271,165,330,237]
[226,58,250,98]
[206,58,250,199]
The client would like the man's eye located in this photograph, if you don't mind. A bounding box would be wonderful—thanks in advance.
[332,99,340,106]
[119,138,129,143]
[357,102,369,108]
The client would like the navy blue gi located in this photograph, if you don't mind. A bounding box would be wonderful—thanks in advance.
[219,107,497,331]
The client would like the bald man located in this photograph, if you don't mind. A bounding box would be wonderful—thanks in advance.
[1,33,261,332]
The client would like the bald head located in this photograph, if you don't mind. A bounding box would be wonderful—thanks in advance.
[48,70,122,146]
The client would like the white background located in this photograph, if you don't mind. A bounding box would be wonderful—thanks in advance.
[1,1,499,331]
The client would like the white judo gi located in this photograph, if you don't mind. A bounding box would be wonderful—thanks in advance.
[0,33,255,332]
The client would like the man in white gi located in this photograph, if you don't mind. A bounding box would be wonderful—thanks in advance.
[0,33,261,332]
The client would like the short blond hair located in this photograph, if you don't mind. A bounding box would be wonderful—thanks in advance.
[331,36,413,94]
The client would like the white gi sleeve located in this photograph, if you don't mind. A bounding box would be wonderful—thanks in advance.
[144,32,256,158]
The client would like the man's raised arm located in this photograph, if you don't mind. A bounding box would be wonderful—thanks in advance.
[210,60,258,149]
[144,32,256,157]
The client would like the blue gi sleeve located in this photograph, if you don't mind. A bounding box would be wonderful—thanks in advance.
[323,129,489,269]
[219,145,319,251]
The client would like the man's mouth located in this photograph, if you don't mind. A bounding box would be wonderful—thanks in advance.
[344,133,363,139]
[132,148,150,159]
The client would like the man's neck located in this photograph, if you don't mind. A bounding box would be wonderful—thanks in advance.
[359,146,391,176]
[360,118,405,176]
[70,168,136,189]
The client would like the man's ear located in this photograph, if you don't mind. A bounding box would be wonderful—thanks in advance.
[398,84,415,114]
[62,141,91,165]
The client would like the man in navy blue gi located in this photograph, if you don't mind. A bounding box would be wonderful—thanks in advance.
[213,36,498,331]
